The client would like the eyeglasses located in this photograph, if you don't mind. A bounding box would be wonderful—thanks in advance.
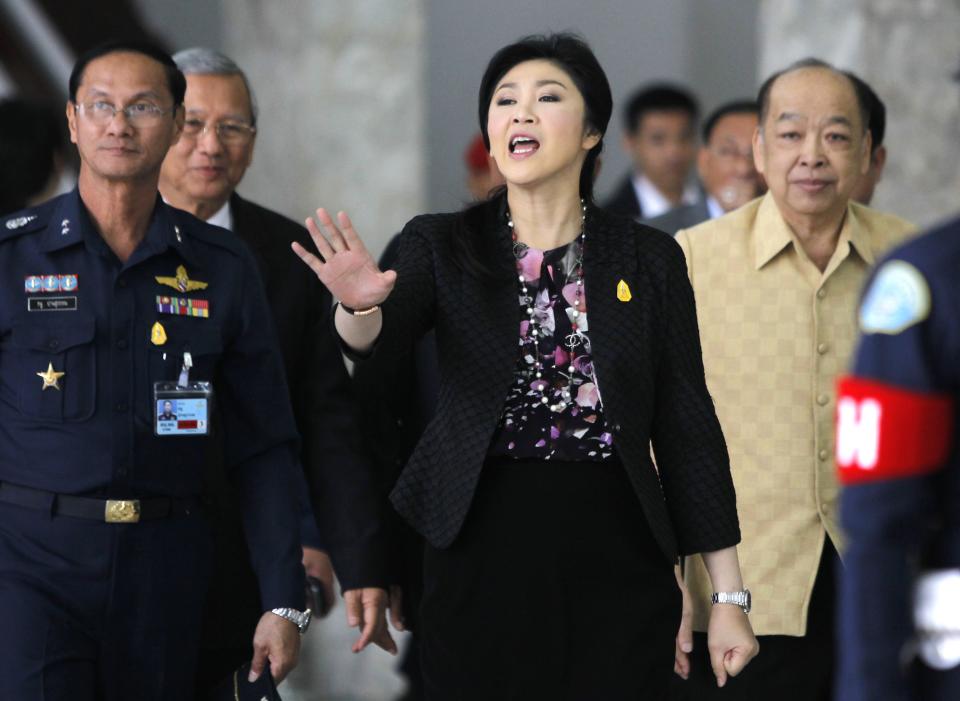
[710,145,754,162]
[75,101,174,126]
[182,118,257,145]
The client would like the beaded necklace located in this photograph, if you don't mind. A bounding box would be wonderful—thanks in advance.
[506,200,587,413]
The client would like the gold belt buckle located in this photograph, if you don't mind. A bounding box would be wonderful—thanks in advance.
[104,499,141,523]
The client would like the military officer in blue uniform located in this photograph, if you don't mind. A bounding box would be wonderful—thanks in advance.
[836,217,960,700]
[0,41,308,700]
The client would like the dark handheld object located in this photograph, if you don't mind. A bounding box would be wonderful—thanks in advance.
[207,662,281,701]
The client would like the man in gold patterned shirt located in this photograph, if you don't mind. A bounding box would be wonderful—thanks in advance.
[671,59,914,700]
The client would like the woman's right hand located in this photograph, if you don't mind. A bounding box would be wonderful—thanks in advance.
[292,208,397,309]
[706,604,759,687]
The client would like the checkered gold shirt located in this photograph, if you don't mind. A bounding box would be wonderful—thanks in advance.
[675,193,915,636]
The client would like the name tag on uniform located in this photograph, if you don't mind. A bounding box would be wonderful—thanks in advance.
[153,381,213,436]
[28,296,77,312]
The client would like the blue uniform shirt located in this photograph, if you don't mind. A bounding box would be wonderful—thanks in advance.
[0,189,304,610]
[838,216,960,701]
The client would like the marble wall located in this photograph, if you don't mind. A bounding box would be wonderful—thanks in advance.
[220,0,427,256]
[758,0,960,227]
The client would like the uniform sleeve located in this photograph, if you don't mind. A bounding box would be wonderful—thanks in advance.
[836,256,959,701]
[220,248,305,611]
[650,240,740,555]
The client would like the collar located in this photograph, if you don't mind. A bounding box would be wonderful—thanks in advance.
[205,199,233,231]
[752,192,875,271]
[486,193,634,275]
[42,187,202,268]
[705,195,725,220]
[632,173,699,219]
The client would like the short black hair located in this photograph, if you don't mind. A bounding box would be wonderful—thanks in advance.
[478,32,612,204]
[845,71,885,153]
[757,57,870,135]
[622,83,698,134]
[701,100,758,143]
[69,40,186,106]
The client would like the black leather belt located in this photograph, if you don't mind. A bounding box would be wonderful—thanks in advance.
[0,482,198,523]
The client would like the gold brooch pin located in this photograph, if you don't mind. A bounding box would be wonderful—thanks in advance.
[37,362,65,390]
[151,321,168,346]
[617,279,632,302]
[156,265,208,293]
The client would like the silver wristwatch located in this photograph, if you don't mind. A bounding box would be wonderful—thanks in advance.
[711,589,751,614]
[271,607,312,634]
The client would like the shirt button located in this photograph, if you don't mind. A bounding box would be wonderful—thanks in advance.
[117,339,128,350]
[818,448,829,461]
[816,288,827,299]
[47,339,59,350]
[817,343,829,354]
[115,402,128,413]
[817,393,830,406]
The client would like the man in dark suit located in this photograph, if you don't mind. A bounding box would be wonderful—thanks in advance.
[645,100,762,235]
[158,48,396,692]
[847,72,888,205]
[603,83,701,220]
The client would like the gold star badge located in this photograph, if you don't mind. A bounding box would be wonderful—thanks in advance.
[155,265,208,293]
[37,362,65,390]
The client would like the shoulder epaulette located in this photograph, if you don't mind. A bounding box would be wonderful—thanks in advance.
[0,206,51,243]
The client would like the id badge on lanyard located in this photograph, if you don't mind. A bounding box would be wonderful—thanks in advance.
[153,351,214,436]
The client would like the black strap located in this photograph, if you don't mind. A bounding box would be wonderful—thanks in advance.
[0,481,198,522]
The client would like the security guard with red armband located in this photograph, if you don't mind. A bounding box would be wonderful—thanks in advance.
[0,41,310,699]
[836,218,960,701]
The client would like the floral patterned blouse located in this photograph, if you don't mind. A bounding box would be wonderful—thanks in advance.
[489,241,615,461]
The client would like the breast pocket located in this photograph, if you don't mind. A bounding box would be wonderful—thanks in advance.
[145,319,223,385]
[11,317,97,422]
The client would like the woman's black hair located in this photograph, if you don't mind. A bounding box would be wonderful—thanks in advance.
[454,33,612,281]
[477,32,612,204]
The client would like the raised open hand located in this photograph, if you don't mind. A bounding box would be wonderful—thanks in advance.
[292,208,397,309]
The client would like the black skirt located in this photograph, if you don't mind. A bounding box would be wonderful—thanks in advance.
[419,457,680,701]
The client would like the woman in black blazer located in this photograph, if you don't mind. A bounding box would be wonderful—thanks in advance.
[295,33,757,701]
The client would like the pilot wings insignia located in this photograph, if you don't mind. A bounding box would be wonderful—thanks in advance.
[155,265,208,293]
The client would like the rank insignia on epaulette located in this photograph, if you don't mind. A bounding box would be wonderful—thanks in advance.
[156,265,208,293]
[5,215,37,230]
[156,295,210,318]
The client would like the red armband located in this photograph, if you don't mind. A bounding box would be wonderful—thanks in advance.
[835,376,954,485]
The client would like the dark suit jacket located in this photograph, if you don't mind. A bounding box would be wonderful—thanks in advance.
[351,233,439,633]
[365,194,740,563]
[602,174,642,220]
[643,200,711,237]
[199,194,387,655]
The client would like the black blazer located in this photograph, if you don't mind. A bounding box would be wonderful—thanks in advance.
[199,195,387,653]
[602,174,642,220]
[369,194,739,564]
